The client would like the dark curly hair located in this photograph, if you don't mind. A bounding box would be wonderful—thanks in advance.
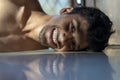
[69,7,114,52]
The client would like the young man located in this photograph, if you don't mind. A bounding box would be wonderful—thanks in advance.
[0,0,113,52]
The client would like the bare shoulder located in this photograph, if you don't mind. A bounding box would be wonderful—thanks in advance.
[0,0,44,35]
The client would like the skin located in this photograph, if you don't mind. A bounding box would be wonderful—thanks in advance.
[39,15,89,51]
[0,0,89,52]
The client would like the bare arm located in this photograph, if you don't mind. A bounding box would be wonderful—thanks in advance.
[0,34,47,52]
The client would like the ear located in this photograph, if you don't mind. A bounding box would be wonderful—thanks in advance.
[60,7,73,14]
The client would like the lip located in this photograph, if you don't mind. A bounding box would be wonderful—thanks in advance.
[45,27,57,48]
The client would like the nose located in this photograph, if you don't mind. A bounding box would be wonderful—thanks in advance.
[59,31,72,45]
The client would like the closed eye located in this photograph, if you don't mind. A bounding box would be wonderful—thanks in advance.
[70,23,75,33]
[71,41,75,50]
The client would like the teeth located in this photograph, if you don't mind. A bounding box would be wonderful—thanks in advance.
[52,28,61,48]
[52,28,58,45]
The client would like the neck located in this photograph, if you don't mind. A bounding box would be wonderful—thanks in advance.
[24,11,53,44]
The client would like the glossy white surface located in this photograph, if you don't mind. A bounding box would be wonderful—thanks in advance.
[0,49,120,80]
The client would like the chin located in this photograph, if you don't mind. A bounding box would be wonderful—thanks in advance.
[39,25,49,47]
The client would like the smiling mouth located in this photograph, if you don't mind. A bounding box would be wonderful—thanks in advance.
[46,27,60,49]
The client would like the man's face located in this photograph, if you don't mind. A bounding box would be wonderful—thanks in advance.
[39,14,89,51]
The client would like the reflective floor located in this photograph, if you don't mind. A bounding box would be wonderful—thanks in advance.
[0,48,120,80]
